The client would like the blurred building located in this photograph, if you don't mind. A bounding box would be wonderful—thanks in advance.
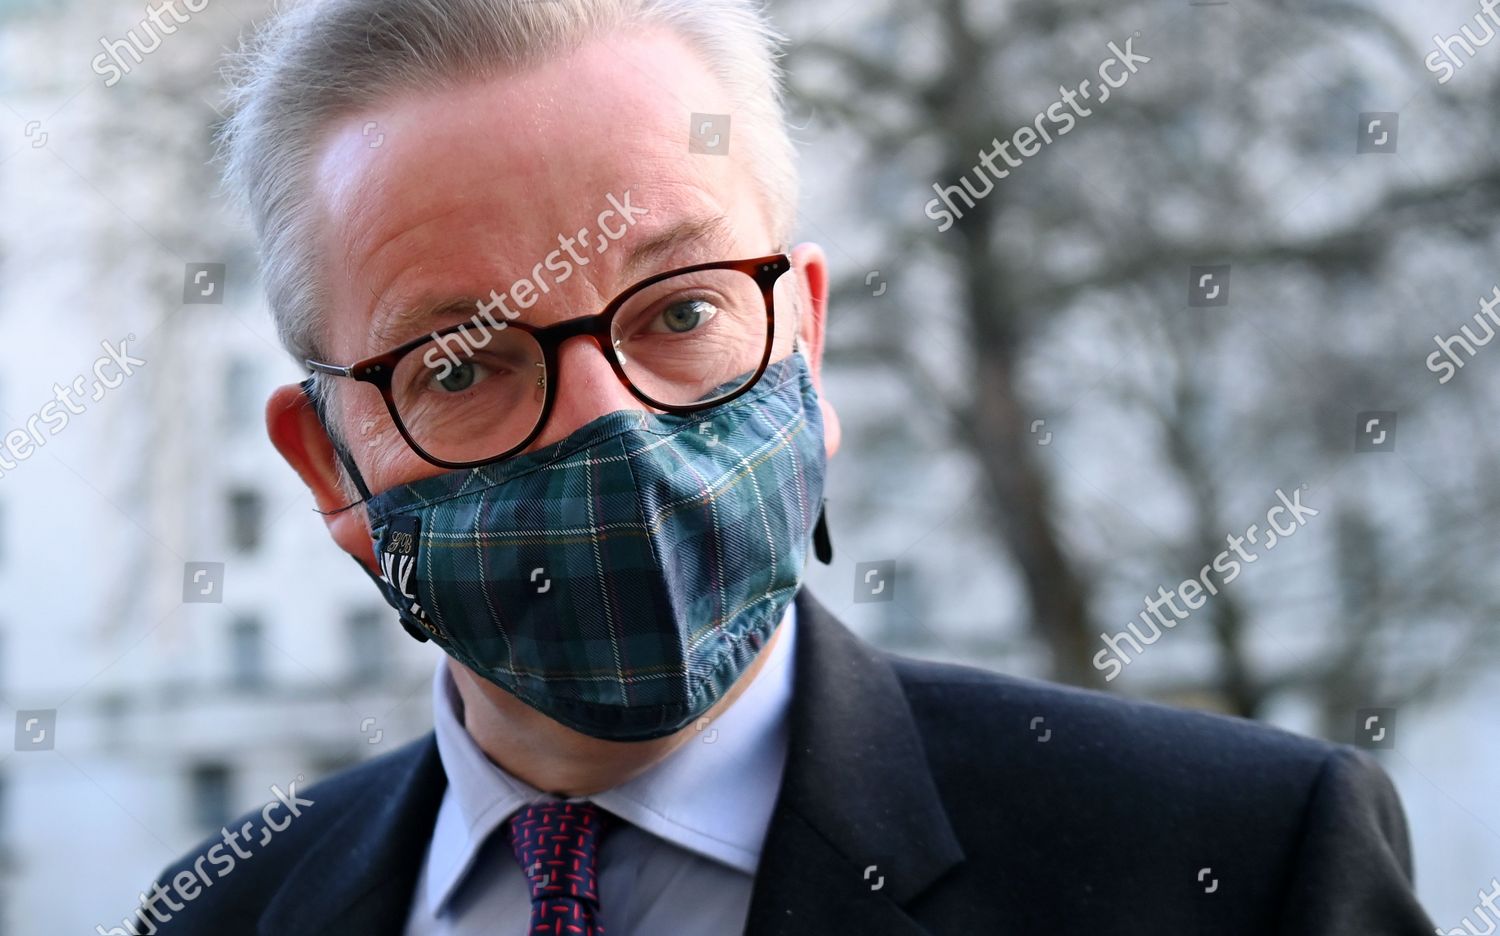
[0,1,434,930]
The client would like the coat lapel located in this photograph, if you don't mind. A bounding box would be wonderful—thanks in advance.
[257,588,961,935]
[744,589,965,935]
[259,735,446,936]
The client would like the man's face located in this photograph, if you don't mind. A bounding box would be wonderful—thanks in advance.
[301,28,836,523]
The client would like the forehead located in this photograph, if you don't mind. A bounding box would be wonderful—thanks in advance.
[310,29,768,361]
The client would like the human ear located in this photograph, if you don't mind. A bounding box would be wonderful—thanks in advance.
[789,242,840,459]
[266,383,378,571]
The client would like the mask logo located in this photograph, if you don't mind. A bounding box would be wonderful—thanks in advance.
[379,550,418,612]
[379,517,442,639]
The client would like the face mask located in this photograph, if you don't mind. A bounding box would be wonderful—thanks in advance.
[327,351,831,742]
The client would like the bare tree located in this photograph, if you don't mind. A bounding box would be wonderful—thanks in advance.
[782,0,1500,726]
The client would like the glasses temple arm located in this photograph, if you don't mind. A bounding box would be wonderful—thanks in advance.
[299,375,375,504]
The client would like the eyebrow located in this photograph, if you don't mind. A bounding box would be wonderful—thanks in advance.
[618,214,737,283]
[362,214,740,359]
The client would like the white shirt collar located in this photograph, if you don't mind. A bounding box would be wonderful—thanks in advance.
[424,601,797,915]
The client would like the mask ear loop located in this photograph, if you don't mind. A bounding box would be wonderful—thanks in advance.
[781,289,833,565]
[299,376,374,514]
[300,379,434,643]
[813,501,833,565]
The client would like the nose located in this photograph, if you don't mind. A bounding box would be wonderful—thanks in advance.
[525,334,650,450]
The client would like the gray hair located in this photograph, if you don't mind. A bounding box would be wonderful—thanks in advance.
[219,0,799,375]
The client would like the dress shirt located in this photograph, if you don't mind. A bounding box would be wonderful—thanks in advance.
[403,601,797,935]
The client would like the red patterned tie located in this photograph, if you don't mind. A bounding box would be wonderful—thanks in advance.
[506,801,609,936]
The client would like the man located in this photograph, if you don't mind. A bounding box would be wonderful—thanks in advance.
[143,1,1435,933]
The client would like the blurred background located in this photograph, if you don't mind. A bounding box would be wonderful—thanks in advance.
[0,0,1496,930]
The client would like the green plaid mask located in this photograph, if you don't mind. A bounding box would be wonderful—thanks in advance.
[358,351,827,741]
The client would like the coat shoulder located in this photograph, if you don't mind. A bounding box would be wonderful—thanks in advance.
[878,652,1426,934]
[887,651,1336,786]
[141,735,436,932]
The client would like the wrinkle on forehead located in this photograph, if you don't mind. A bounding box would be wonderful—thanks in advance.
[312,64,750,358]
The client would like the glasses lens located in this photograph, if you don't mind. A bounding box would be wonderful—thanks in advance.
[390,323,546,464]
[610,267,770,406]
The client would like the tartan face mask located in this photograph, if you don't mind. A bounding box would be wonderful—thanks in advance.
[348,351,828,742]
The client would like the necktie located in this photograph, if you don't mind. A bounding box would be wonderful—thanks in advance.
[507,800,609,936]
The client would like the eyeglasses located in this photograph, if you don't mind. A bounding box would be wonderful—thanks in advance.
[304,254,794,470]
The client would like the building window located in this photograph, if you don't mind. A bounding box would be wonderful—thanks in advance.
[189,764,233,830]
[227,488,264,553]
[99,693,127,754]
[224,358,258,433]
[347,608,390,684]
[229,616,266,690]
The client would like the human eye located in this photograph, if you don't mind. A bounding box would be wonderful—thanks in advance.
[428,358,493,394]
[413,346,532,398]
[642,293,724,336]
